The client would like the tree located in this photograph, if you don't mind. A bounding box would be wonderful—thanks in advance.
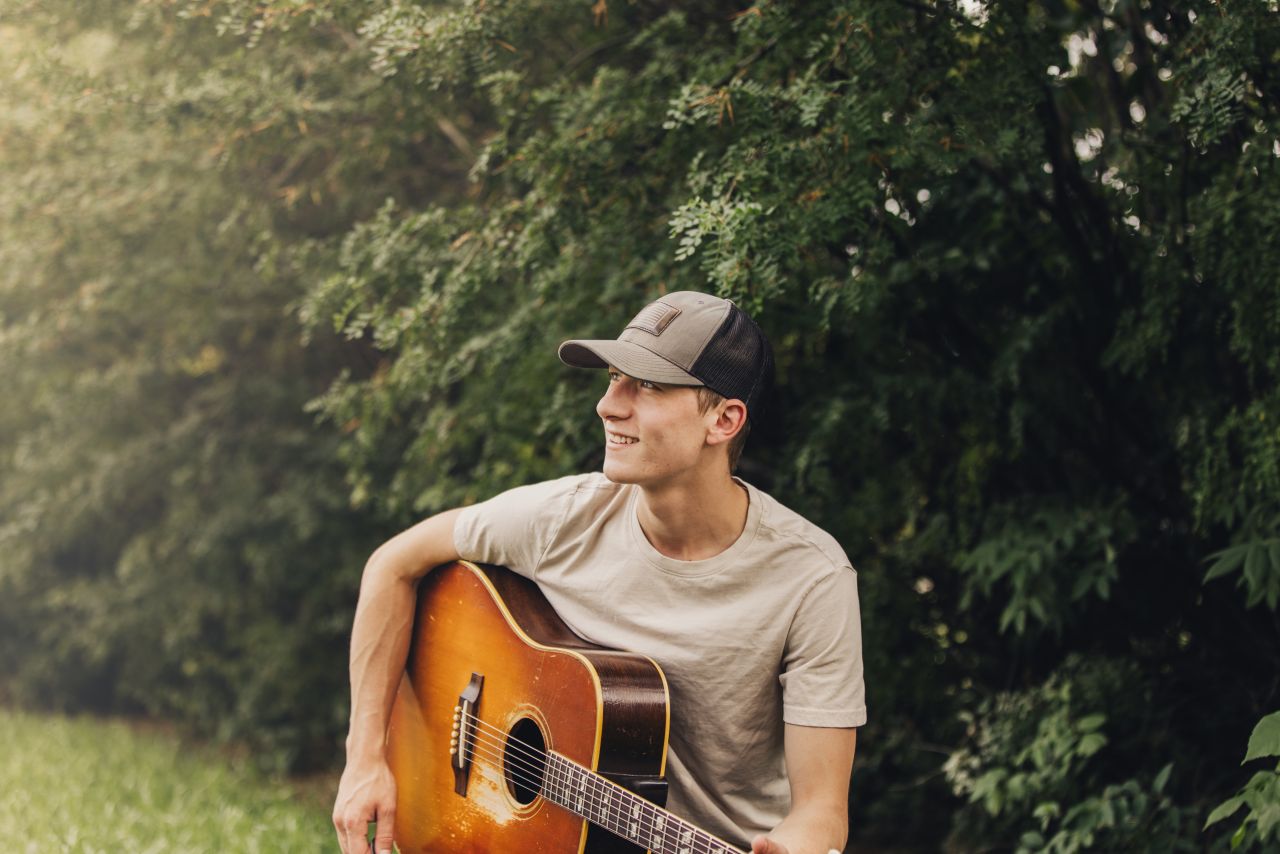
[300,0,1280,846]
[0,0,428,768]
[3,0,1278,845]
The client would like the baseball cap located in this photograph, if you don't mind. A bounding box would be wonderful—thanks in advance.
[558,291,774,418]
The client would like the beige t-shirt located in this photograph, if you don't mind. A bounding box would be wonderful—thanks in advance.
[453,472,866,847]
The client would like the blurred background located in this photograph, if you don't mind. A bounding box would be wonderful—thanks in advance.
[2,0,1278,850]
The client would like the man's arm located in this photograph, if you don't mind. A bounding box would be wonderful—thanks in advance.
[750,725,858,854]
[332,508,464,854]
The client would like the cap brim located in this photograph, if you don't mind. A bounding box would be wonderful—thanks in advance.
[558,339,703,386]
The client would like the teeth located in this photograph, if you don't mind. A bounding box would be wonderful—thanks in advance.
[608,434,637,445]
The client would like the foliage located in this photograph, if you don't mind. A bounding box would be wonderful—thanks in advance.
[0,1,398,769]
[1205,711,1280,849]
[295,0,1280,842]
[0,709,333,850]
[1,0,1279,847]
[944,656,1196,850]
[1204,537,1280,611]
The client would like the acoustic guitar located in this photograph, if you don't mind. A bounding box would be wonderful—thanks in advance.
[387,559,748,854]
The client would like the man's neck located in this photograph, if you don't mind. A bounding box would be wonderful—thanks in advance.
[634,469,749,561]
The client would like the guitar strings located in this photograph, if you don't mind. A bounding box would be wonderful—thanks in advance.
[454,710,744,854]
[460,710,742,854]
[459,726,675,842]
[456,735,734,854]
[455,715,738,854]
[456,736,715,854]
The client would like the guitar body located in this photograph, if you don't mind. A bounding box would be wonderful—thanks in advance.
[388,561,671,854]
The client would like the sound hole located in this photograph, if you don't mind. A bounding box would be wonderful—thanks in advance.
[504,717,547,805]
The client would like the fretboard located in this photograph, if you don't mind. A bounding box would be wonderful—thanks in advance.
[540,752,744,854]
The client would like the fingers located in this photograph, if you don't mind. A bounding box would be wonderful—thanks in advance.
[373,804,396,854]
[333,806,372,854]
[333,760,397,854]
[333,805,394,853]
[747,836,837,854]
[332,813,358,854]
[749,835,779,854]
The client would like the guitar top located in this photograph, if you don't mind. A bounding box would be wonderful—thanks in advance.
[387,560,746,854]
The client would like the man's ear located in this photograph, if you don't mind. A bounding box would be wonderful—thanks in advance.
[707,398,748,447]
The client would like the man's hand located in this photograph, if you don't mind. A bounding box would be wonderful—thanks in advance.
[750,841,842,854]
[333,758,397,854]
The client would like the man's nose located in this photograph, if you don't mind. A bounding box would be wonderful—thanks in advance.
[597,379,630,420]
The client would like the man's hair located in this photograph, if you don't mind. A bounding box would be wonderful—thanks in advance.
[696,387,750,471]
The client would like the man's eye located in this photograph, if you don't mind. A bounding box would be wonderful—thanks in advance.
[640,380,658,390]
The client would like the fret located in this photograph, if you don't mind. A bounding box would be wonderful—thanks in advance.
[582,771,598,823]
[670,817,698,854]
[572,764,587,815]
[601,779,621,836]
[649,811,667,852]
[541,755,557,804]
[628,794,641,841]
[546,755,568,808]
[542,753,744,854]
[588,774,609,827]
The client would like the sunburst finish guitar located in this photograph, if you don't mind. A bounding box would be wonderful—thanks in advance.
[387,560,747,854]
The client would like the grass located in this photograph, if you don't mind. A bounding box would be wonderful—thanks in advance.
[0,709,336,853]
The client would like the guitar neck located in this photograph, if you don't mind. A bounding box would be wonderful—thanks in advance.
[541,751,744,854]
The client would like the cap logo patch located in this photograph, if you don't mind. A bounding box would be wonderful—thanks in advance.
[626,302,682,336]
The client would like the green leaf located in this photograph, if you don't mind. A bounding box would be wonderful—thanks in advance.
[1078,732,1107,757]
[1244,545,1267,599]
[1245,712,1280,763]
[1019,830,1046,849]
[1257,800,1280,840]
[1205,545,1247,582]
[1204,794,1246,828]
[1231,821,1247,849]
[1077,713,1106,732]
[1033,800,1061,823]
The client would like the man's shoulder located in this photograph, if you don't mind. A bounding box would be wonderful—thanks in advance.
[745,481,855,576]
[539,471,625,502]
[454,472,628,570]
[473,471,626,518]
[480,471,615,501]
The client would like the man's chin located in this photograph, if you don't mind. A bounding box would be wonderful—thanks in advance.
[601,461,640,485]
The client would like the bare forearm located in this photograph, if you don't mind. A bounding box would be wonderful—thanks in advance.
[750,725,857,854]
[345,558,418,762]
[342,507,463,762]
[335,509,463,854]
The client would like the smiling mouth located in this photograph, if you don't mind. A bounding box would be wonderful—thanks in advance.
[607,433,638,445]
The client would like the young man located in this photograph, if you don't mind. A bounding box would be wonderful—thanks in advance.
[333,291,866,854]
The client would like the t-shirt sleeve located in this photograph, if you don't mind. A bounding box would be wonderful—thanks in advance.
[451,475,583,578]
[778,567,867,727]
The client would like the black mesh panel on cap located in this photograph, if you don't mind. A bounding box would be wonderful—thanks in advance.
[688,306,774,418]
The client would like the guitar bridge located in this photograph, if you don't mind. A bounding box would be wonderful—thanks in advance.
[450,672,484,796]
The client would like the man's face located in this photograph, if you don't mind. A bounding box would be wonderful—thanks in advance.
[596,368,711,487]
